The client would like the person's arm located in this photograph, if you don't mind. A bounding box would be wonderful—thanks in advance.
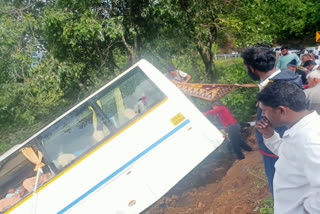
[295,54,302,66]
[203,107,220,116]
[256,117,282,155]
[302,141,320,213]
[263,132,282,155]
[177,70,191,84]
[276,57,281,69]
[182,74,191,84]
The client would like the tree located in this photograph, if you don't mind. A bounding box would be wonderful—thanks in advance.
[0,0,63,126]
[152,0,243,81]
[229,0,319,47]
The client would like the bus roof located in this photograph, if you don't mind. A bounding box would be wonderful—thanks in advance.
[0,144,23,162]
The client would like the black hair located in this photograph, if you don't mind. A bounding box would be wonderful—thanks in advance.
[256,81,308,112]
[281,46,289,50]
[303,60,317,67]
[241,47,276,72]
[167,65,176,73]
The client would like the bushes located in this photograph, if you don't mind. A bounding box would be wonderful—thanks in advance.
[215,58,258,122]
[0,59,64,126]
[190,58,258,123]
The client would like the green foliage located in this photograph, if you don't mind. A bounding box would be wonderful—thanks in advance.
[43,9,109,62]
[215,58,258,122]
[0,142,10,154]
[247,166,273,214]
[1,0,320,155]
[260,197,274,214]
[304,1,320,30]
[248,169,268,190]
[0,58,64,126]
[173,57,258,123]
[229,0,312,46]
[0,0,64,129]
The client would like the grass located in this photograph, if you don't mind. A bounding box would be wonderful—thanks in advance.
[247,168,274,214]
[259,196,274,214]
[248,169,268,190]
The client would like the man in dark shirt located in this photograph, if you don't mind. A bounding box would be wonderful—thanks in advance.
[287,59,308,86]
[241,46,302,194]
[204,101,252,159]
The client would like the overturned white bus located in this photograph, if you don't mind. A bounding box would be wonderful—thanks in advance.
[0,59,223,214]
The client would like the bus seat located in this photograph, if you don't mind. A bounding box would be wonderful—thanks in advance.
[124,108,137,120]
[93,130,106,142]
[57,154,76,168]
[88,105,110,143]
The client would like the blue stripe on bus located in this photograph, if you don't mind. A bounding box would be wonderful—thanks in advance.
[57,119,190,214]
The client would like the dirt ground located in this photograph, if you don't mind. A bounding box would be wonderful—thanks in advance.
[142,127,272,214]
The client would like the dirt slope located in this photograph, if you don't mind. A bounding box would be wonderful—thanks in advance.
[143,127,272,214]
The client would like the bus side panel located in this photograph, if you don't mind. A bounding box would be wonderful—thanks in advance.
[68,168,157,214]
[67,116,215,214]
[136,106,223,200]
[138,60,223,147]
[135,121,216,198]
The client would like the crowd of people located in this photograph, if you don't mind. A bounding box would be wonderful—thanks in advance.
[168,44,320,213]
[241,45,320,214]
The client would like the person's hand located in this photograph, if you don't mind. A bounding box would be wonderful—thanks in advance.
[255,117,274,138]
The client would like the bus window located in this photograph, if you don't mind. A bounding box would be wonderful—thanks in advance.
[0,144,53,213]
[97,67,166,128]
[39,67,166,171]
[40,105,110,170]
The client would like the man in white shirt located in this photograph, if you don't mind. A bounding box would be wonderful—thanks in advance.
[305,69,320,113]
[313,47,319,59]
[303,60,319,73]
[256,81,320,214]
[301,53,320,65]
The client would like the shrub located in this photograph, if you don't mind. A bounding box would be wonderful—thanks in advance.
[215,58,258,122]
[260,197,274,214]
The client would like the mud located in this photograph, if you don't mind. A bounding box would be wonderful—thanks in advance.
[142,127,271,214]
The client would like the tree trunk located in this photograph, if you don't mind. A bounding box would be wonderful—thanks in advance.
[197,43,215,81]
[132,32,138,63]
[196,25,217,81]
[127,0,138,65]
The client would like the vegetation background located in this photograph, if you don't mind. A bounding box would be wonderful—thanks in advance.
[1,0,320,153]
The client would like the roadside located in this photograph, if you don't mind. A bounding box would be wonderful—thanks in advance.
[143,127,272,214]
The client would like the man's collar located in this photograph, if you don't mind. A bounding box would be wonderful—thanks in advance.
[283,111,316,137]
[309,82,320,89]
[259,69,281,90]
[312,64,319,71]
